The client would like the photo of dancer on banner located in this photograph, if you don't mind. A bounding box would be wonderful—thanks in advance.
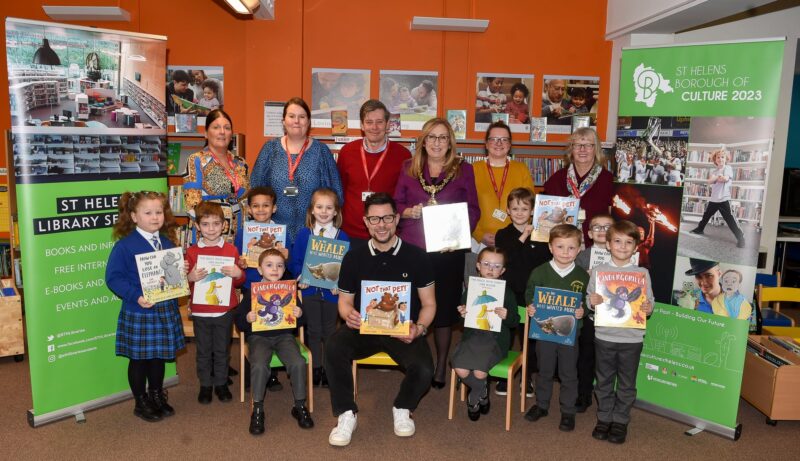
[615,116,690,185]
[541,75,600,134]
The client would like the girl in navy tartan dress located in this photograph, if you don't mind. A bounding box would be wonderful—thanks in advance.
[106,191,186,422]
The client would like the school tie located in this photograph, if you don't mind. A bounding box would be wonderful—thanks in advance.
[318,227,325,237]
[151,235,162,251]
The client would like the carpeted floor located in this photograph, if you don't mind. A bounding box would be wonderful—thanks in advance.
[1,322,800,460]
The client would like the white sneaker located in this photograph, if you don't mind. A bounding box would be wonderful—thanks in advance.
[329,410,357,447]
[392,407,415,437]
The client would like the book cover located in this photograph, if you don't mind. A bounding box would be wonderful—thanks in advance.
[388,113,401,137]
[571,115,591,132]
[166,143,181,175]
[530,117,547,142]
[242,221,287,268]
[192,254,235,307]
[330,110,348,136]
[171,94,211,115]
[589,246,639,270]
[250,280,297,331]
[531,194,580,242]
[594,271,647,329]
[447,110,467,140]
[464,276,506,332]
[301,235,350,290]
[422,202,471,252]
[491,112,509,124]
[135,248,190,303]
[359,281,411,336]
[174,113,197,133]
[528,286,580,345]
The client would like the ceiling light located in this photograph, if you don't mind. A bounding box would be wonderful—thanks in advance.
[42,6,131,21]
[224,0,275,20]
[411,16,489,32]
[33,38,61,66]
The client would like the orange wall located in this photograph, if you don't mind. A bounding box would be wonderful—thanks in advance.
[1,0,611,168]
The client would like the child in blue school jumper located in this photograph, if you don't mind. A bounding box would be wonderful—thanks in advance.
[288,187,350,387]
[106,191,186,422]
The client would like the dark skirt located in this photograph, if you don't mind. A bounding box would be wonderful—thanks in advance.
[430,249,466,327]
[451,330,503,372]
[116,300,185,360]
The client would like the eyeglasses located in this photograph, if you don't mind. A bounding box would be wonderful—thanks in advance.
[480,261,504,270]
[573,143,595,151]
[425,134,450,144]
[487,137,511,145]
[591,224,611,232]
[366,214,397,225]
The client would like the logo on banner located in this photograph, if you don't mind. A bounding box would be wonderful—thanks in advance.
[633,63,673,107]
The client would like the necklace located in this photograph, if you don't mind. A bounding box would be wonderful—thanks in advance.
[418,167,455,206]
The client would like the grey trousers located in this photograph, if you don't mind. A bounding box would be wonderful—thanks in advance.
[193,310,234,387]
[536,340,579,414]
[248,333,307,402]
[594,338,643,425]
[302,293,338,370]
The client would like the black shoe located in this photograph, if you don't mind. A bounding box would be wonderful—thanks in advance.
[249,406,265,435]
[313,368,323,387]
[214,385,233,402]
[431,378,446,390]
[608,422,628,444]
[495,380,508,396]
[134,394,162,422]
[149,388,174,417]
[479,387,490,415]
[320,368,329,388]
[525,379,535,398]
[267,374,283,392]
[559,414,575,432]
[197,386,213,404]
[575,394,592,413]
[467,402,481,421]
[689,228,704,235]
[291,405,314,429]
[524,405,548,422]
[592,420,611,440]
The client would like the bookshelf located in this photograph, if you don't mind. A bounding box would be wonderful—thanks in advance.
[122,77,167,129]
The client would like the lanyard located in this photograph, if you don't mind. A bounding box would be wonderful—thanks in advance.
[285,137,310,183]
[210,150,240,194]
[485,160,509,204]
[360,141,389,191]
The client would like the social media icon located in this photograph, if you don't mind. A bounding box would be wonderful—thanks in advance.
[48,355,56,363]
[47,344,55,352]
[47,335,54,341]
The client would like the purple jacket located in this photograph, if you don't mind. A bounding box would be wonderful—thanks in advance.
[393,159,480,250]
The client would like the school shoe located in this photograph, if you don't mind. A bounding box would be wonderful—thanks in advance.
[608,422,628,444]
[689,228,704,235]
[525,380,535,398]
[214,384,233,402]
[575,394,592,413]
[524,405,548,422]
[133,394,162,422]
[495,380,508,396]
[392,407,415,437]
[149,388,174,417]
[249,406,265,436]
[329,410,357,447]
[592,420,612,440]
[559,414,576,432]
[267,373,283,392]
[466,402,481,421]
[291,405,314,429]
[197,386,213,404]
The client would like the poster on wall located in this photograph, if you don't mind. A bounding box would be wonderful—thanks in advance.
[166,65,223,126]
[5,18,171,426]
[542,75,600,134]
[617,38,784,439]
[474,73,534,133]
[379,70,438,130]
[310,68,370,129]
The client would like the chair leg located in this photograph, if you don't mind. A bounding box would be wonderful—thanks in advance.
[460,377,466,402]
[352,362,358,400]
[448,369,457,420]
[240,335,245,404]
[505,371,513,431]
[520,372,526,413]
[307,355,314,413]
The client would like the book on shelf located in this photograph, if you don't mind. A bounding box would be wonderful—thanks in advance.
[168,185,184,214]
[768,337,800,356]
[746,338,793,367]
[242,221,287,268]
[531,195,580,242]
[594,271,647,329]
[300,235,349,290]
[191,255,235,307]
[250,280,298,332]
[167,143,181,175]
[135,248,190,304]
[571,115,590,132]
[529,286,581,346]
[530,117,547,142]
[175,113,197,133]
[421,202,472,252]
[388,112,401,137]
[464,276,506,332]
[359,280,412,336]
[330,110,348,136]
[447,110,467,140]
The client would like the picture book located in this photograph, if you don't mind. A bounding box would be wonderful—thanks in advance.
[594,271,647,329]
[464,276,506,332]
[250,280,297,332]
[589,246,638,270]
[170,94,211,115]
[388,112,402,137]
[166,143,181,175]
[447,110,467,140]
[491,112,509,124]
[530,117,547,142]
[135,248,190,304]
[359,281,411,336]
[422,202,471,252]
[571,115,591,132]
[528,286,581,346]
[174,113,197,133]
[191,254,234,307]
[301,235,350,290]
[531,194,580,242]
[330,110,348,136]
[242,221,287,268]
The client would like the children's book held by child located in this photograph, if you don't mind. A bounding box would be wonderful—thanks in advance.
[594,271,647,329]
[422,202,472,252]
[529,286,580,345]
[359,281,411,336]
[531,195,580,242]
[242,221,287,268]
[301,235,349,290]
[135,248,190,303]
[589,246,638,270]
[464,276,506,332]
[250,280,298,331]
[192,254,235,307]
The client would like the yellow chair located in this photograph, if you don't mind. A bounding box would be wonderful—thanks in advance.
[352,352,399,399]
[448,306,530,431]
[758,286,800,327]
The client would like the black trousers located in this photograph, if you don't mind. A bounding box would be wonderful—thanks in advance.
[695,200,744,242]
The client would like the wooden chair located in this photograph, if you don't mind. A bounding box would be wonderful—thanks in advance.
[758,285,799,328]
[448,306,530,431]
[352,352,399,400]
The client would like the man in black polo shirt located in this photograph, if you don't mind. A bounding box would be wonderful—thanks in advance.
[326,193,436,447]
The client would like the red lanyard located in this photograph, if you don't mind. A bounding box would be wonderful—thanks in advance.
[485,160,509,203]
[211,150,240,193]
[360,140,389,191]
[285,137,310,183]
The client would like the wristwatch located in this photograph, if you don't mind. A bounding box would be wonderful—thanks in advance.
[417,323,428,336]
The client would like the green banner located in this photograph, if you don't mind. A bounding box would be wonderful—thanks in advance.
[619,40,784,116]
[637,303,749,428]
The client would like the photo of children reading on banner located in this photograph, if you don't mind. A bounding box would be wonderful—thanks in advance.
[474,73,533,133]
[310,68,370,129]
[541,75,600,134]
[614,116,689,185]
